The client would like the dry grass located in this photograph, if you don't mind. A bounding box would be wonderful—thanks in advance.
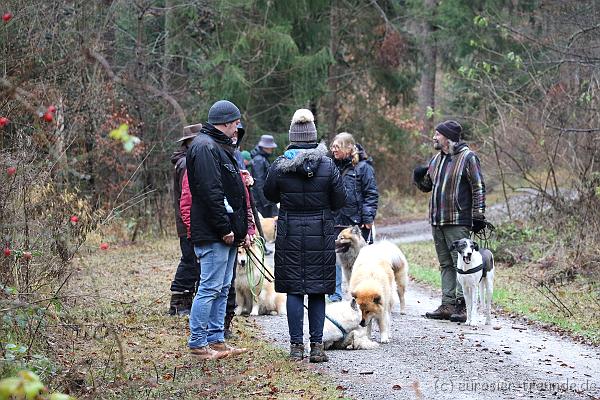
[50,239,347,399]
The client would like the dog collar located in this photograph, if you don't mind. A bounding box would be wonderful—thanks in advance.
[456,264,484,275]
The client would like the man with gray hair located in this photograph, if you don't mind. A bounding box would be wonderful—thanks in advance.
[413,120,486,323]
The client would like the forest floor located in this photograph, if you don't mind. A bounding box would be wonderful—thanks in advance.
[65,212,599,399]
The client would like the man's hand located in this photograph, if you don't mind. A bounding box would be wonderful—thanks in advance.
[241,170,254,186]
[243,234,254,249]
[222,231,235,245]
[472,216,486,233]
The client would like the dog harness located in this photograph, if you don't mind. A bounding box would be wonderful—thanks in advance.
[456,255,492,280]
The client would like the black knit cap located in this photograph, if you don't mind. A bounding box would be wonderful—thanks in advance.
[436,120,462,142]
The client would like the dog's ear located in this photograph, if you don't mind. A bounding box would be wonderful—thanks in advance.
[373,295,381,305]
[350,298,358,311]
[449,240,459,252]
[473,242,479,251]
[352,225,361,235]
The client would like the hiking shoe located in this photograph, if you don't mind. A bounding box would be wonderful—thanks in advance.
[450,297,467,323]
[289,343,305,361]
[209,342,248,356]
[190,345,229,360]
[309,342,328,363]
[425,304,455,320]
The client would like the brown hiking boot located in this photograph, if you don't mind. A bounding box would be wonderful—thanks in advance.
[289,343,305,361]
[425,304,455,320]
[309,342,328,363]
[209,342,248,356]
[450,297,467,323]
[190,345,229,360]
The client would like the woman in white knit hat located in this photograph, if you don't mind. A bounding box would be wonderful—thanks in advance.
[264,109,346,363]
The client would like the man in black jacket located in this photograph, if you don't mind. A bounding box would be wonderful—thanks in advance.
[169,123,202,316]
[251,134,279,218]
[186,100,250,360]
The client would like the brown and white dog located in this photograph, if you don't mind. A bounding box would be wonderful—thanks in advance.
[259,215,278,243]
[234,245,286,316]
[335,225,368,288]
[348,240,409,343]
[450,238,495,326]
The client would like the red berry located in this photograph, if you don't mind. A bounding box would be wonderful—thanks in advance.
[70,215,79,223]
[3,248,10,257]
[100,243,109,250]
[6,167,16,176]
[2,12,12,22]
[43,111,53,122]
[47,105,56,113]
[22,252,32,260]
[0,117,9,127]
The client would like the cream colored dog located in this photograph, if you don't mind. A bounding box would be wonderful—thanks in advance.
[349,241,408,343]
[235,245,286,316]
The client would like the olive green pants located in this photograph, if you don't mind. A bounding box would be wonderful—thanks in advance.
[432,225,471,305]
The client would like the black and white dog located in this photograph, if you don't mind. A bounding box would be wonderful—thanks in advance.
[450,238,495,326]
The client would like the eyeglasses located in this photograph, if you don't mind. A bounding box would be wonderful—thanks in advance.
[330,144,341,151]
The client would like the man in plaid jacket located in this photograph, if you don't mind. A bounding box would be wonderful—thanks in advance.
[414,120,486,323]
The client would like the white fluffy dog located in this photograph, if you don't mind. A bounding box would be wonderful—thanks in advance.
[450,238,495,326]
[322,299,379,350]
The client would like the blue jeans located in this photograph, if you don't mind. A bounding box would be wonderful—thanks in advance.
[328,264,343,302]
[188,242,236,349]
[286,294,325,344]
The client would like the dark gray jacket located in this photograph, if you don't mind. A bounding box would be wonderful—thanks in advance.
[186,124,248,245]
[332,149,378,227]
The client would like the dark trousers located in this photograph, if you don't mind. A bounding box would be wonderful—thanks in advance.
[286,293,325,344]
[170,237,199,293]
[226,259,237,316]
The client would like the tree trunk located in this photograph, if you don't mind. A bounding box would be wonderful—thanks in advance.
[418,0,437,137]
[325,1,340,141]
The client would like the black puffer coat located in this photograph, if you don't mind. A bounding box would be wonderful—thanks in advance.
[332,148,379,227]
[186,124,248,245]
[264,143,346,295]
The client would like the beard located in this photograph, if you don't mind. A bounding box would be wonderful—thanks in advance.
[433,141,442,150]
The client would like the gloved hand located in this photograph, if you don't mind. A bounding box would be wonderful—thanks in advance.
[472,216,487,233]
[412,165,428,184]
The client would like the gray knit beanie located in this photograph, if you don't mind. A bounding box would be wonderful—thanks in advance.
[289,109,317,143]
[208,100,241,125]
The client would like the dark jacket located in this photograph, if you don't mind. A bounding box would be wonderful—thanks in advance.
[186,124,248,245]
[415,142,485,226]
[251,146,278,217]
[331,148,379,227]
[171,149,188,237]
[264,143,346,295]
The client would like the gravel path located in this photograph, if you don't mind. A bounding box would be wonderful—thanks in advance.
[251,218,600,400]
